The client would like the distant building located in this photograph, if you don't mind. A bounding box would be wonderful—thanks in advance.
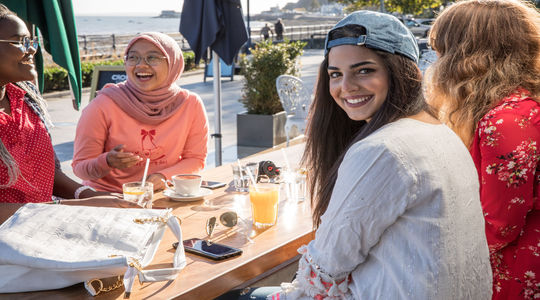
[320,3,345,16]
[269,6,281,13]
[157,10,181,18]
[260,5,284,18]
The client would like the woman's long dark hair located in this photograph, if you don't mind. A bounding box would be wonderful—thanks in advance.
[302,25,433,227]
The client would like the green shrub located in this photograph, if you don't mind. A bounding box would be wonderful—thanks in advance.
[239,40,307,115]
[43,51,198,93]
[81,59,124,87]
[183,51,196,70]
[43,66,68,91]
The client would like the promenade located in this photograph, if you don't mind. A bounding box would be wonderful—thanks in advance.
[45,49,325,181]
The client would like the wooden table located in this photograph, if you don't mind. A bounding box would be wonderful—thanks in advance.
[5,143,314,300]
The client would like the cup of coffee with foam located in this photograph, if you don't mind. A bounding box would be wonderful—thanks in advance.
[171,174,202,196]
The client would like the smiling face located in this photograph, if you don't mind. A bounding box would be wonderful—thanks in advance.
[125,39,169,92]
[327,45,389,122]
[0,15,37,85]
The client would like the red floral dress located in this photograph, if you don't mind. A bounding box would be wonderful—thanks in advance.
[470,89,540,299]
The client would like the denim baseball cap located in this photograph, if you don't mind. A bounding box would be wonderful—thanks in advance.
[324,10,419,63]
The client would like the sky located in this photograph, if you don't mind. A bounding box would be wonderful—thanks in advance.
[72,0,293,16]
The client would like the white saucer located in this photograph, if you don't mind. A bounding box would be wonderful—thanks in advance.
[164,188,213,202]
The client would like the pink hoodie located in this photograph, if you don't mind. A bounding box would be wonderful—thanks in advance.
[72,91,208,192]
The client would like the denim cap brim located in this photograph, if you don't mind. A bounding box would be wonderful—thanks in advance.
[324,10,419,63]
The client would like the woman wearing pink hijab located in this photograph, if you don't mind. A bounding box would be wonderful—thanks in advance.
[73,32,209,192]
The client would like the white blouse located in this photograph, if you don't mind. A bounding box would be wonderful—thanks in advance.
[280,118,492,299]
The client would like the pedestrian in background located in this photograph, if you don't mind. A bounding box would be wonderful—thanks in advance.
[426,0,539,298]
[260,23,273,40]
[274,18,284,41]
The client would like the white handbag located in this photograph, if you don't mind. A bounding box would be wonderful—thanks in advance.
[0,203,186,297]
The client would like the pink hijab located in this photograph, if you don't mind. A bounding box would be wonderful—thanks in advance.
[99,32,187,125]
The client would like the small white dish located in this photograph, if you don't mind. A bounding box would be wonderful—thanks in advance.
[164,188,212,202]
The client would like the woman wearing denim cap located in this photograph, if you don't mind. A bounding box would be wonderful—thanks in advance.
[217,10,491,300]
[73,32,209,192]
[426,0,539,298]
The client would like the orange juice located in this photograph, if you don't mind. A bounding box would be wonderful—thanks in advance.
[249,184,279,227]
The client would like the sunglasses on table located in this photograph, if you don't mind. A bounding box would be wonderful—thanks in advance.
[206,211,238,238]
[0,36,39,52]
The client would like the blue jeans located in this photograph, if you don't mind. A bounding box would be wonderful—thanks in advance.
[215,286,281,300]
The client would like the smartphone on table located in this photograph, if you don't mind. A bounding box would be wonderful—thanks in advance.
[200,180,226,189]
[173,238,242,261]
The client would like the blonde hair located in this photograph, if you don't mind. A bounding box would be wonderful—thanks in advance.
[426,0,540,146]
[0,139,20,187]
[0,86,20,187]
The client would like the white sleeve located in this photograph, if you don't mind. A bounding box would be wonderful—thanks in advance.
[280,140,420,299]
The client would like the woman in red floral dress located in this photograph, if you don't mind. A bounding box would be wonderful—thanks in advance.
[427,0,540,298]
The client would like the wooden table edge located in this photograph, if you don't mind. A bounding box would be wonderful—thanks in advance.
[173,230,314,300]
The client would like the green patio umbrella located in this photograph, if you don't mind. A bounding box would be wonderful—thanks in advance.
[2,0,82,110]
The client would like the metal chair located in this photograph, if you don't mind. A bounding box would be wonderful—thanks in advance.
[276,75,311,146]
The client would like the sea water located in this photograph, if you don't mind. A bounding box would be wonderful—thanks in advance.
[75,16,181,35]
[75,16,265,35]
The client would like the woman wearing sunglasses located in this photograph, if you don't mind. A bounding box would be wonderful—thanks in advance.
[219,10,491,300]
[72,32,209,193]
[0,5,140,223]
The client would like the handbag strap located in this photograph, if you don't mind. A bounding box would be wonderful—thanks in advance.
[122,216,186,298]
[84,276,124,296]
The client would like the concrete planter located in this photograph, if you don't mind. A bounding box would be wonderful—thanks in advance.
[237,111,288,147]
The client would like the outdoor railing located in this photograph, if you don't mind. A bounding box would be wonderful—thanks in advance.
[274,23,334,42]
[78,32,188,60]
[78,23,335,61]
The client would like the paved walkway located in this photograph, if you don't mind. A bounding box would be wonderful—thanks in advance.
[45,49,325,181]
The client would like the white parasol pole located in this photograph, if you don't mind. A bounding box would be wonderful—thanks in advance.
[212,50,223,166]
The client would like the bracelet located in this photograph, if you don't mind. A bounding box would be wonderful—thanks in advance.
[74,185,97,199]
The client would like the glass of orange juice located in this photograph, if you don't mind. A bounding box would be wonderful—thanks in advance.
[249,183,280,228]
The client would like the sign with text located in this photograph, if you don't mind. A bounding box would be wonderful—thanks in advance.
[89,65,126,101]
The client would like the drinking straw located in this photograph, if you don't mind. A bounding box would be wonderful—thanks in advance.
[141,158,150,187]
[238,159,259,191]
[281,148,291,171]
[138,158,151,206]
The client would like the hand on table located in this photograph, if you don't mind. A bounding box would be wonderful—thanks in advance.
[146,173,167,191]
[106,144,142,169]
[78,188,116,199]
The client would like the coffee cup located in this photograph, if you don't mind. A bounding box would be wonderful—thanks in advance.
[171,174,202,196]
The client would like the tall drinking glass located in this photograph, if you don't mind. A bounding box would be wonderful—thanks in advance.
[249,183,279,228]
[232,162,258,192]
